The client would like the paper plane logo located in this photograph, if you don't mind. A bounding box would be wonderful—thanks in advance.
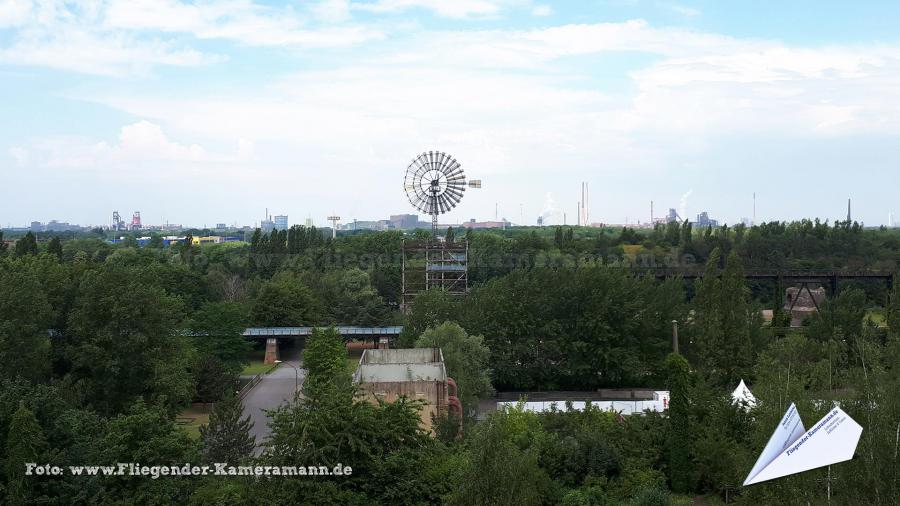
[743,403,862,486]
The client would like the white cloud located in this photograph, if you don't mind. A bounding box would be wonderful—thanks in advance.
[351,0,507,19]
[661,2,701,18]
[531,4,553,17]
[8,146,29,166]
[0,0,31,27]
[310,0,353,23]
[0,28,214,76]
[26,120,252,174]
[103,0,384,48]
[0,0,383,75]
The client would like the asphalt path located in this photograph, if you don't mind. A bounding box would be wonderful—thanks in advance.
[241,346,304,455]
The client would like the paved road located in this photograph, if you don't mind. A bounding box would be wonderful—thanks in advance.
[241,350,305,455]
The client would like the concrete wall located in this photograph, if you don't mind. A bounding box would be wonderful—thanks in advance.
[358,380,448,432]
[359,348,442,365]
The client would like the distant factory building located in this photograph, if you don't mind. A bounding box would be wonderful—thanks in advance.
[460,218,510,229]
[274,215,289,230]
[390,214,419,230]
[666,209,681,223]
[695,212,719,228]
[261,218,275,233]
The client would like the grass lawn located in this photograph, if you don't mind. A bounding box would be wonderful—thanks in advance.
[865,309,887,327]
[176,404,211,440]
[346,350,363,373]
[241,346,278,376]
[242,361,275,376]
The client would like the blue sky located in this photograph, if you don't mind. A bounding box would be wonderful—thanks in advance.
[2,0,900,228]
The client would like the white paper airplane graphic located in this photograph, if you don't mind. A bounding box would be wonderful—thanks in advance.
[743,403,862,486]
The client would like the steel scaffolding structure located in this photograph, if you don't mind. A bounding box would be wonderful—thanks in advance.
[401,239,468,311]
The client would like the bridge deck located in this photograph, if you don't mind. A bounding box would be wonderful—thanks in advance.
[243,326,403,339]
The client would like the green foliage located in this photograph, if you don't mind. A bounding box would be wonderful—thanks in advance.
[190,301,250,367]
[303,327,348,382]
[630,486,670,506]
[260,378,439,504]
[47,236,63,259]
[65,265,193,415]
[250,273,322,326]
[664,353,692,493]
[414,322,494,415]
[0,260,54,382]
[447,407,551,506]
[303,268,391,326]
[13,232,38,257]
[98,400,199,503]
[688,249,762,387]
[461,267,686,390]
[0,222,898,504]
[199,394,255,464]
[398,288,459,347]
[4,405,49,506]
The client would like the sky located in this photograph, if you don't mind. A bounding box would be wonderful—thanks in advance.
[2,0,900,228]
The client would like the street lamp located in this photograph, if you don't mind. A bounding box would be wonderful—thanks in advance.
[274,360,299,392]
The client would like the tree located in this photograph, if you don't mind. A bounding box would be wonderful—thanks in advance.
[398,288,459,347]
[303,327,347,382]
[99,400,199,503]
[260,376,438,504]
[46,236,63,259]
[445,226,455,244]
[0,231,7,256]
[14,232,38,257]
[190,302,250,368]
[414,322,493,416]
[0,265,53,382]
[304,268,390,326]
[199,394,255,464]
[663,353,692,494]
[447,408,551,506]
[250,274,322,327]
[689,249,759,386]
[65,265,193,415]
[4,404,48,506]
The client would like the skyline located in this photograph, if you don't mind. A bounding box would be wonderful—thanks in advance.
[5,194,889,230]
[4,1,900,227]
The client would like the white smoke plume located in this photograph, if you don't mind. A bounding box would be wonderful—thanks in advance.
[541,192,557,225]
[679,189,693,222]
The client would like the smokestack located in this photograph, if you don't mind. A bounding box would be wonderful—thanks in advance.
[672,320,680,354]
[847,198,851,222]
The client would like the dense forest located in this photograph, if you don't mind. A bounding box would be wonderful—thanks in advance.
[1,221,899,504]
